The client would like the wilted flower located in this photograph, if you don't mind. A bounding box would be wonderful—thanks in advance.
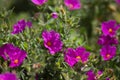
[101,20,120,37]
[64,0,81,10]
[100,45,116,61]
[31,0,47,5]
[0,72,18,80]
[42,30,63,55]
[0,43,27,68]
[11,19,32,34]
[51,12,58,19]
[97,35,118,46]
[86,70,96,80]
[64,47,90,67]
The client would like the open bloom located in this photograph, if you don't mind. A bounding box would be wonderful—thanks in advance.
[42,30,63,55]
[31,0,47,5]
[0,72,18,80]
[51,12,58,19]
[0,43,27,68]
[101,20,120,37]
[97,35,118,46]
[100,45,116,61]
[7,48,27,68]
[64,0,81,10]
[64,47,90,67]
[11,19,32,34]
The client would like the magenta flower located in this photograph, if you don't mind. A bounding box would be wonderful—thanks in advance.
[0,44,15,60]
[100,45,116,61]
[0,44,8,60]
[64,47,90,67]
[97,35,118,46]
[64,0,81,10]
[0,72,18,80]
[106,77,110,80]
[11,19,26,34]
[97,70,103,76]
[101,20,120,37]
[26,21,32,28]
[115,0,120,4]
[64,48,77,67]
[11,19,32,34]
[42,30,63,55]
[86,70,96,80]
[75,47,90,63]
[51,12,58,19]
[0,43,27,68]
[31,0,47,6]
[86,70,103,80]
[8,48,27,68]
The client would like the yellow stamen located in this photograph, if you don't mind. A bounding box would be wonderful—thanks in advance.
[14,59,18,64]
[109,28,112,33]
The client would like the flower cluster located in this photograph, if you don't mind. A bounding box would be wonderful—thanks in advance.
[42,30,90,67]
[0,72,18,80]
[64,47,90,67]
[11,19,32,34]
[42,30,63,55]
[0,43,27,68]
[98,20,120,61]
[31,0,81,10]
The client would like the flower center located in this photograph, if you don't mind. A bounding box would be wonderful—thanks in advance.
[76,56,81,59]
[47,41,52,46]
[109,28,113,33]
[106,54,110,58]
[14,59,19,64]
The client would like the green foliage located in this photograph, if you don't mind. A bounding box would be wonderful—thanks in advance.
[0,0,120,80]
